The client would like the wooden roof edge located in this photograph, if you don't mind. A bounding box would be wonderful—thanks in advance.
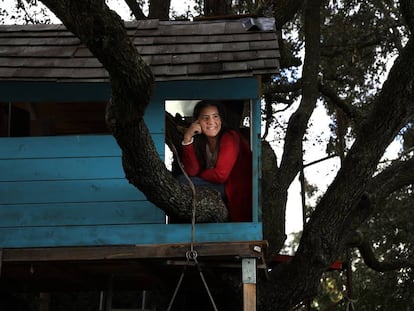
[1,241,268,262]
[0,16,276,33]
[193,13,259,22]
[0,72,279,83]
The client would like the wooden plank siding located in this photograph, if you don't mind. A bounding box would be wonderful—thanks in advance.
[0,134,167,245]
[0,78,263,248]
[0,102,168,248]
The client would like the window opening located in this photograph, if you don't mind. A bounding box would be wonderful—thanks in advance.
[0,102,108,137]
[165,99,253,223]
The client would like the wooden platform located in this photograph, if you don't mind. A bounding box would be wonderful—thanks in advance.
[0,241,267,292]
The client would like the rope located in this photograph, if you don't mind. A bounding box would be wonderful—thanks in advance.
[168,141,197,249]
[166,267,186,311]
[193,255,219,311]
[344,296,357,311]
[166,139,218,311]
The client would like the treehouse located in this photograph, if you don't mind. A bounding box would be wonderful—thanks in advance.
[0,17,279,309]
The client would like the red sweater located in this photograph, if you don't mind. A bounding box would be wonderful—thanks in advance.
[182,130,252,222]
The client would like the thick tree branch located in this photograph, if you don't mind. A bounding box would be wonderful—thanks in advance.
[262,94,274,140]
[116,118,228,222]
[318,81,362,122]
[369,156,414,203]
[148,0,171,20]
[261,140,286,258]
[124,0,146,20]
[347,230,414,272]
[278,1,320,185]
[358,239,414,272]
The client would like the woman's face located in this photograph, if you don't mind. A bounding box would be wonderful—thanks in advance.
[197,105,222,138]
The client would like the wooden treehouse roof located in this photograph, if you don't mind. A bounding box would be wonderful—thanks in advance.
[0,17,280,82]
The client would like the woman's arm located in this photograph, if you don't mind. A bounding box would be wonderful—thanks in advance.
[181,143,201,176]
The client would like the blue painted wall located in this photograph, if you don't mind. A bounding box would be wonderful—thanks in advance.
[0,78,262,248]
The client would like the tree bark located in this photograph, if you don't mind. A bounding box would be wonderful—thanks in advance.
[124,0,146,20]
[261,140,286,258]
[358,238,414,272]
[369,156,414,203]
[149,0,171,20]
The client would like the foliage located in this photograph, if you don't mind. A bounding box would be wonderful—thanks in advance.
[353,261,414,310]
[0,0,54,24]
[352,184,414,310]
[320,1,403,101]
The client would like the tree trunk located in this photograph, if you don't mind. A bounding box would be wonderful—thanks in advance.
[149,0,171,20]
[261,140,287,259]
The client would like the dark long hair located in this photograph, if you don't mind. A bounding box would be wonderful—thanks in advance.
[192,100,229,169]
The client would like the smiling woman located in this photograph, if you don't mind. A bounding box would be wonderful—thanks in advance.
[177,100,253,222]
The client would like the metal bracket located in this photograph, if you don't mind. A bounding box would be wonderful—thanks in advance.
[242,258,256,284]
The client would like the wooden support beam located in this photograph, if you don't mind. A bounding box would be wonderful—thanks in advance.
[38,293,50,311]
[242,258,256,311]
[243,284,256,311]
[2,241,267,263]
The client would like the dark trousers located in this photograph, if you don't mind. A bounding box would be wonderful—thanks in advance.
[176,175,226,200]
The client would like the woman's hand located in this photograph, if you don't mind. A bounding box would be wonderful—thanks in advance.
[183,121,202,144]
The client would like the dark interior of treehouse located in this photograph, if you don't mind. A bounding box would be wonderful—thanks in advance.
[0,102,109,137]
[0,99,250,139]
